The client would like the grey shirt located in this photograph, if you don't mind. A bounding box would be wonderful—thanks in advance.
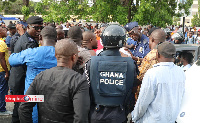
[18,67,90,123]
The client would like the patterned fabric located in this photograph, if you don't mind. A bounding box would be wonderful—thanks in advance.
[137,49,158,81]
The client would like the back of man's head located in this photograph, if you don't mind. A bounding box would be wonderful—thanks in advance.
[41,26,57,41]
[55,39,78,61]
[151,29,166,43]
[68,26,82,45]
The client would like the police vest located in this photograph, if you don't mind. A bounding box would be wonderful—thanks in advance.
[90,55,136,106]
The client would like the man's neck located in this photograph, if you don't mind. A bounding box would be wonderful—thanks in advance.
[57,62,72,69]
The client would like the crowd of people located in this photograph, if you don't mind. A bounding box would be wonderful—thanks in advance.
[0,16,197,123]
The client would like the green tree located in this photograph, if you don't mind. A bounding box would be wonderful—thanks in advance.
[191,0,200,27]
[22,0,193,26]
[133,0,193,27]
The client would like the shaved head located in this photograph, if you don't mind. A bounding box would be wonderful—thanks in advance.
[83,31,96,42]
[55,38,78,60]
[149,29,166,50]
[150,29,166,43]
[82,31,97,49]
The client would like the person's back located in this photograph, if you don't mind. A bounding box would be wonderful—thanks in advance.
[132,42,185,123]
[29,67,88,123]
[87,25,137,123]
[141,63,185,122]
[18,39,90,123]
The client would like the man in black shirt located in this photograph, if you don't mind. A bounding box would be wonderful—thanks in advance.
[18,39,90,123]
[8,16,43,123]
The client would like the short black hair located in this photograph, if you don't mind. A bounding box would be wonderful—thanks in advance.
[68,26,82,40]
[180,51,194,64]
[41,26,57,40]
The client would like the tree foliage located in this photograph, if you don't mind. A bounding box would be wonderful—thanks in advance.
[0,0,194,27]
[191,0,200,27]
[134,0,193,27]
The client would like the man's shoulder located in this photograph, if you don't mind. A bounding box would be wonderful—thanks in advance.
[145,49,157,58]
[0,39,7,46]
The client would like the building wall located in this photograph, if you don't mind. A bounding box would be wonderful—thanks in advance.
[180,0,199,26]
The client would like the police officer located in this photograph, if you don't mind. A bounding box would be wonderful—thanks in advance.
[171,32,185,44]
[5,23,16,51]
[124,22,138,55]
[8,16,43,123]
[85,25,137,123]
[124,22,151,64]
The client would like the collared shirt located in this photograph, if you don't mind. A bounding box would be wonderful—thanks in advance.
[137,49,158,81]
[134,34,151,58]
[132,62,185,123]
[182,64,191,72]
[127,37,137,55]
[0,39,10,72]
[9,46,57,93]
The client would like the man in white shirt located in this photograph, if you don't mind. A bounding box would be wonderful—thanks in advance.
[132,42,185,123]
[179,51,194,72]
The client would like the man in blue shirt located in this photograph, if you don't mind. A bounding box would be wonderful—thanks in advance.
[9,26,57,123]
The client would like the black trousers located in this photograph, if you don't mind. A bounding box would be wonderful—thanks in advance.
[12,91,24,123]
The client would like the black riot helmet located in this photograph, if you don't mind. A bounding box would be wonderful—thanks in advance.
[100,25,126,48]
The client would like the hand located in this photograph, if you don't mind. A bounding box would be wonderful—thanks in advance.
[5,72,9,81]
[16,24,26,36]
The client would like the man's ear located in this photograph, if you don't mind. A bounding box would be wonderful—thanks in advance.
[89,38,92,43]
[71,54,77,62]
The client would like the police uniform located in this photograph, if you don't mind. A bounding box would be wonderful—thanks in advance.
[134,34,151,58]
[5,24,16,48]
[124,22,150,58]
[8,16,43,123]
[85,25,137,123]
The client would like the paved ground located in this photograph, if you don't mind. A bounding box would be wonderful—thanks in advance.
[0,100,132,123]
[0,102,14,123]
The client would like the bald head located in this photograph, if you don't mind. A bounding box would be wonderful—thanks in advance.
[149,29,166,50]
[82,31,97,49]
[150,29,166,43]
[55,38,78,61]
[83,31,95,42]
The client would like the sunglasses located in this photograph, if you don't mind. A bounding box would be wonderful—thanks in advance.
[30,26,44,31]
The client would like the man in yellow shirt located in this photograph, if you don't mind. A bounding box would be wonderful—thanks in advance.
[0,27,12,115]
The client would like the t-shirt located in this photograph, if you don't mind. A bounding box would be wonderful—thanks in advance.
[0,39,10,72]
